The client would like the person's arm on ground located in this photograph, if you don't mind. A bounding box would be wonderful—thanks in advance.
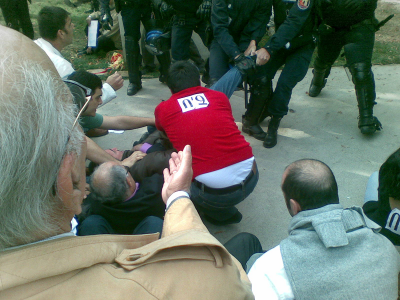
[86,136,146,167]
[161,145,209,237]
[100,115,155,130]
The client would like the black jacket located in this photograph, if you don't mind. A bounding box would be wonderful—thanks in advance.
[212,0,271,59]
[85,174,166,234]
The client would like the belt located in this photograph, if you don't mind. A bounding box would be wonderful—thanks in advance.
[193,161,257,195]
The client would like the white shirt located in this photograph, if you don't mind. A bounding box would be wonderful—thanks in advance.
[34,38,116,105]
[248,245,295,300]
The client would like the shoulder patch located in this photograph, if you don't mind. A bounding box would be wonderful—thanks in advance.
[385,208,400,235]
[297,0,310,10]
[177,93,209,113]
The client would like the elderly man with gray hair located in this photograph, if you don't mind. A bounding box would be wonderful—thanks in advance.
[0,25,254,299]
[79,161,165,236]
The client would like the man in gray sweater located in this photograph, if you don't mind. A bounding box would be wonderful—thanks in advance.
[248,159,400,300]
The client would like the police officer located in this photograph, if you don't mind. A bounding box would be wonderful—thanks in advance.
[100,0,170,96]
[156,0,211,62]
[254,0,316,148]
[0,0,34,39]
[308,0,381,135]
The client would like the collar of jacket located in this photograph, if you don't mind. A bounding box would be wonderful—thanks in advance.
[288,204,381,248]
[0,229,228,291]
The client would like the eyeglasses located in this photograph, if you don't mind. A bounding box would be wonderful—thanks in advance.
[63,79,93,128]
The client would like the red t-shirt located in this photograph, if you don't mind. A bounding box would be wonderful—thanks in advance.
[155,86,253,178]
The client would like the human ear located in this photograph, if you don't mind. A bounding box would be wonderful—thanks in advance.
[289,199,302,216]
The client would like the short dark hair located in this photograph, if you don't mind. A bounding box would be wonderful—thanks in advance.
[38,6,70,40]
[281,159,339,211]
[378,148,400,208]
[90,165,129,205]
[167,61,201,94]
[67,70,102,96]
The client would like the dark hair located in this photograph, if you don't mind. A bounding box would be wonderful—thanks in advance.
[281,159,339,211]
[378,148,400,210]
[89,165,129,205]
[167,61,201,93]
[38,6,70,40]
[67,70,102,96]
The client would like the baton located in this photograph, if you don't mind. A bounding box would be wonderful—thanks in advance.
[376,14,394,32]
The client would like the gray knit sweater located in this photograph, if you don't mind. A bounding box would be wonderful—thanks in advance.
[280,204,400,300]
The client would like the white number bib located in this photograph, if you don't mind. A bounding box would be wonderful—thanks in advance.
[177,93,209,113]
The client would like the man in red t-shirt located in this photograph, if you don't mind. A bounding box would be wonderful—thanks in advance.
[155,61,258,225]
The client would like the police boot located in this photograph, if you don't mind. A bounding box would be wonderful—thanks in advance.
[309,57,331,97]
[125,36,142,96]
[242,94,270,141]
[263,116,282,148]
[156,51,171,84]
[350,62,382,134]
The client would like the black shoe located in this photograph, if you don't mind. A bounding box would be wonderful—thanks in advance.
[205,78,218,88]
[309,78,327,97]
[204,211,242,226]
[242,116,266,140]
[127,83,142,96]
[159,74,167,84]
[358,116,382,134]
[263,117,282,148]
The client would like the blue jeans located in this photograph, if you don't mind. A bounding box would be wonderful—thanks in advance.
[210,67,242,99]
[78,215,163,237]
[190,165,259,221]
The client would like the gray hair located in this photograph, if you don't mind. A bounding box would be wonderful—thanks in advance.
[0,58,84,250]
[90,165,129,205]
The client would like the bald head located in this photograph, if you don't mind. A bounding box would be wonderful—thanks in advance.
[90,162,135,204]
[281,159,339,212]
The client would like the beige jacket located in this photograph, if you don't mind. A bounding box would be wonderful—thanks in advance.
[0,198,254,299]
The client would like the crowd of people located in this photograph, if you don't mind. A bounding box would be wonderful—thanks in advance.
[0,0,399,299]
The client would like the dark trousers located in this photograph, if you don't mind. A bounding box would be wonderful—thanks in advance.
[316,21,375,68]
[171,14,208,61]
[223,232,263,270]
[209,39,232,80]
[78,215,163,237]
[262,44,315,117]
[190,165,259,222]
[0,0,33,39]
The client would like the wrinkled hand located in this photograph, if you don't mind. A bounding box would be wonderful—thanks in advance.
[106,72,123,91]
[196,0,211,20]
[244,41,257,56]
[255,48,270,66]
[121,151,147,167]
[132,143,143,152]
[234,53,256,76]
[162,145,193,204]
[160,1,174,20]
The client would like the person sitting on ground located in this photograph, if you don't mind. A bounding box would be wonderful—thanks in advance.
[79,0,121,55]
[247,159,400,299]
[155,61,258,226]
[35,6,123,105]
[78,162,166,235]
[363,147,400,245]
[0,25,255,299]
[66,70,172,179]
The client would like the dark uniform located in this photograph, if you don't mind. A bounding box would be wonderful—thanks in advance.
[244,0,316,148]
[0,0,34,39]
[102,0,171,96]
[164,0,211,61]
[309,0,381,134]
[210,0,270,82]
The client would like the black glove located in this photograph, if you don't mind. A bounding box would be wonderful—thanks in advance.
[234,54,256,77]
[160,1,175,20]
[196,0,211,20]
